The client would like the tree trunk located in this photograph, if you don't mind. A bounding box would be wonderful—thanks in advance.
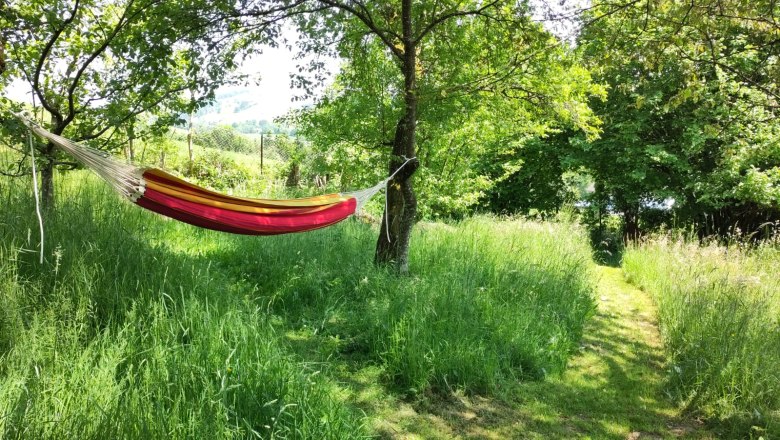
[187,110,194,173]
[125,122,135,163]
[374,0,420,273]
[286,162,300,187]
[126,137,135,162]
[623,205,640,243]
[40,141,56,209]
[0,37,5,75]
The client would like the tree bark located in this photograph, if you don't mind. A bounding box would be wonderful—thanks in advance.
[0,37,5,76]
[187,110,194,173]
[623,205,640,243]
[286,162,300,187]
[126,137,135,162]
[374,0,420,273]
[40,141,56,209]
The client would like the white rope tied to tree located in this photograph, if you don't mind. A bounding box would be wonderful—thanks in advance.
[28,130,44,264]
[344,157,416,242]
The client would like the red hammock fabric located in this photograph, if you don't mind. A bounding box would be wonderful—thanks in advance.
[135,169,357,235]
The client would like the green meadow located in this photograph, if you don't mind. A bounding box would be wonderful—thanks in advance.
[1,172,598,438]
[2,155,779,438]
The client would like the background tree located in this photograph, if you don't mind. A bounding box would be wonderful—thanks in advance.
[1,0,256,207]
[259,0,604,271]
[578,0,780,238]
[489,0,780,240]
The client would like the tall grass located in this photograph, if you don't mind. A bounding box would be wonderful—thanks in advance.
[0,173,366,439]
[365,220,596,393]
[1,170,596,437]
[217,218,596,395]
[623,237,780,436]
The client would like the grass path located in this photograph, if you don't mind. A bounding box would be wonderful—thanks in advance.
[320,265,715,439]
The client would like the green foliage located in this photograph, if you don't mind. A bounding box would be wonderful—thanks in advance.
[623,237,780,437]
[2,0,240,136]
[566,0,780,237]
[290,2,605,219]
[228,119,290,135]
[0,0,259,208]
[480,136,581,217]
[189,150,255,190]
[134,133,287,196]
[482,1,780,240]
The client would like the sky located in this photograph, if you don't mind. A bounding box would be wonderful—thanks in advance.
[4,27,340,124]
[197,39,340,124]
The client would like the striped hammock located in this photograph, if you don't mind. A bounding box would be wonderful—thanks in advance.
[15,113,394,235]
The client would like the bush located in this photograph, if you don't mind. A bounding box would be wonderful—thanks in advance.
[189,150,254,191]
[199,125,255,154]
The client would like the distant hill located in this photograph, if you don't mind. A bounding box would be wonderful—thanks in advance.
[193,84,308,129]
[189,86,299,135]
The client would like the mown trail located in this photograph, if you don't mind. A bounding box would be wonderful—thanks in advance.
[362,266,714,439]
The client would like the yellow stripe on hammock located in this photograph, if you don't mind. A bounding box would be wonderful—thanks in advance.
[146,180,341,215]
[144,169,351,208]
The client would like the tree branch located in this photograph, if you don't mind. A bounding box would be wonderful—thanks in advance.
[63,0,157,126]
[414,0,502,45]
[74,84,190,142]
[32,0,82,124]
[582,0,644,29]
[318,0,404,59]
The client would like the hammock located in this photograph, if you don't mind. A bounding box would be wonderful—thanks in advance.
[14,113,396,235]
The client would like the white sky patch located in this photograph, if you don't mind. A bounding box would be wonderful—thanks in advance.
[199,28,341,125]
[530,0,591,45]
[5,79,35,104]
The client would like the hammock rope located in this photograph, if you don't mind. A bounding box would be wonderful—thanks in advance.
[12,112,412,236]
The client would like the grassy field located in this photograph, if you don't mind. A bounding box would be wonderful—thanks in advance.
[0,171,599,438]
[624,237,780,438]
[4,143,771,438]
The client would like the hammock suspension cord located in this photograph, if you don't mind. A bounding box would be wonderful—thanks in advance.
[17,115,141,199]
